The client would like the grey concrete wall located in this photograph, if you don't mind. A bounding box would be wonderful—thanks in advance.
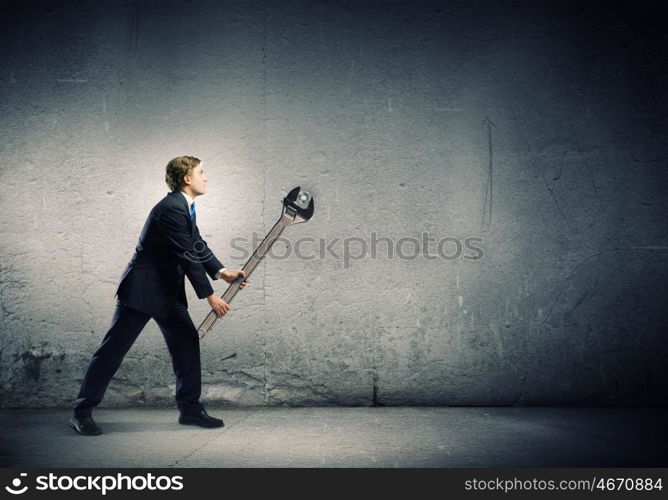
[1,0,666,408]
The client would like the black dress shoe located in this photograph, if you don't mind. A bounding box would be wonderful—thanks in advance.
[178,410,224,428]
[69,416,103,436]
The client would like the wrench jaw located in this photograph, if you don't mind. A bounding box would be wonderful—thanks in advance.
[284,186,314,224]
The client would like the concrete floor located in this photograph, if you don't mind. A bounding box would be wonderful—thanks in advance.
[0,407,666,467]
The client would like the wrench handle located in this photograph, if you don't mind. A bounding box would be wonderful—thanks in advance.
[197,210,294,339]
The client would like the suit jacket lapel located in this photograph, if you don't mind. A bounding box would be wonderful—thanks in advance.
[171,191,195,235]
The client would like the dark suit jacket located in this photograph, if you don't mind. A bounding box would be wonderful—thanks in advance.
[115,191,224,318]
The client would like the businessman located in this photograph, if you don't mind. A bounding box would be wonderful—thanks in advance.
[70,156,248,435]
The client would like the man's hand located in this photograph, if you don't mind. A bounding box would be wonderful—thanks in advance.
[206,294,230,318]
[221,269,250,289]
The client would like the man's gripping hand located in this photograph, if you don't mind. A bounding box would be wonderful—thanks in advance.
[206,294,231,318]
[206,270,250,318]
[221,269,250,289]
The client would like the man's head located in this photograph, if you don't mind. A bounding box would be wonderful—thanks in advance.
[165,156,208,197]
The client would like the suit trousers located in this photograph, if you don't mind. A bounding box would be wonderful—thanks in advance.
[73,298,205,417]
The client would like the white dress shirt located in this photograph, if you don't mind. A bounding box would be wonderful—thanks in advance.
[179,190,225,280]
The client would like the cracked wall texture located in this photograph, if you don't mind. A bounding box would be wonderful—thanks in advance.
[1,0,667,408]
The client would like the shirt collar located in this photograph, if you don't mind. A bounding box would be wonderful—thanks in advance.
[179,190,195,210]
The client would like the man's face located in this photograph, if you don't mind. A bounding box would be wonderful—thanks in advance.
[184,163,208,196]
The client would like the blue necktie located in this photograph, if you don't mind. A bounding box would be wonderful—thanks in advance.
[189,201,196,221]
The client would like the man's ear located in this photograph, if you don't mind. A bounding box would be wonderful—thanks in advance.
[182,174,191,186]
